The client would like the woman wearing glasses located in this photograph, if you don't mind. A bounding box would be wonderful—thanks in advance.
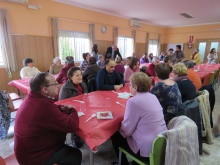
[59,67,88,148]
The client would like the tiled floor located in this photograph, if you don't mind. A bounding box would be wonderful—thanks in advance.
[1,88,220,165]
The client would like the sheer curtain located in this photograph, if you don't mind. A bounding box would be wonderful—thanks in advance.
[145,32,150,54]
[0,9,18,77]
[51,17,59,57]
[89,24,95,50]
[132,30,136,52]
[157,34,161,56]
[113,27,118,46]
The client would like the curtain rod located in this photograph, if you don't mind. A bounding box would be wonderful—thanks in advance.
[54,17,161,35]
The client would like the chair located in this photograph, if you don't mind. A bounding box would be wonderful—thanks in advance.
[88,78,96,93]
[9,93,21,101]
[118,136,166,165]
[202,73,213,86]
[4,154,19,165]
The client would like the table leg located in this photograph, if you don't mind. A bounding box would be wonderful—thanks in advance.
[89,150,94,165]
[17,89,21,96]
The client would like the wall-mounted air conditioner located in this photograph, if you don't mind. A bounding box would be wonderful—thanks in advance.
[6,0,28,5]
[130,19,142,28]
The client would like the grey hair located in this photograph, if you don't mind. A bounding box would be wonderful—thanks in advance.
[184,60,194,69]
[53,57,61,64]
[65,56,74,65]
[98,54,103,60]
[152,56,159,62]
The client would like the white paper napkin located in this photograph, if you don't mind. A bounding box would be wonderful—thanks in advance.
[118,92,132,99]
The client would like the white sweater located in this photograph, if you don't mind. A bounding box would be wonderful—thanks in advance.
[20,66,41,79]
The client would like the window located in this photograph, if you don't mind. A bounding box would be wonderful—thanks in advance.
[59,31,90,62]
[148,40,158,56]
[118,37,133,58]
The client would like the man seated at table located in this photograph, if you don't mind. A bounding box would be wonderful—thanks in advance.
[14,72,81,165]
[96,59,124,90]
[146,57,160,77]
[56,56,75,84]
[183,60,202,91]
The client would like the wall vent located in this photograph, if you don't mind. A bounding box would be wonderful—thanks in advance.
[180,13,193,19]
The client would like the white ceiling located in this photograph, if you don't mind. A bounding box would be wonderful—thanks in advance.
[54,0,220,27]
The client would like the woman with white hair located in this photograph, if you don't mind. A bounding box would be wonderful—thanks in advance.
[49,57,63,74]
[191,48,201,65]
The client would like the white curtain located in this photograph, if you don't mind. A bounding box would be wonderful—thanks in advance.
[146,32,150,54]
[89,24,95,50]
[132,30,136,52]
[157,34,161,56]
[51,17,59,57]
[113,27,118,46]
[0,9,18,77]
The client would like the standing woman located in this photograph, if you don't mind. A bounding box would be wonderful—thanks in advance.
[49,57,63,74]
[20,58,41,79]
[207,48,218,64]
[91,44,99,61]
[111,72,167,165]
[79,53,91,72]
[124,58,140,82]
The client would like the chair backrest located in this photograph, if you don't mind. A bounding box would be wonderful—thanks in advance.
[214,69,220,81]
[149,136,166,165]
[0,156,6,165]
[210,70,218,84]
[88,78,96,92]
[203,73,213,86]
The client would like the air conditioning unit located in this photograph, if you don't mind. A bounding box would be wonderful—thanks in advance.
[6,0,28,5]
[130,19,142,28]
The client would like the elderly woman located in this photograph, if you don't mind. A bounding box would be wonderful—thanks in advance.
[140,53,149,64]
[79,52,91,71]
[124,58,140,82]
[111,72,167,165]
[49,57,63,74]
[150,63,182,124]
[20,58,41,79]
[172,63,197,102]
[59,67,88,100]
[96,55,105,68]
[59,67,88,148]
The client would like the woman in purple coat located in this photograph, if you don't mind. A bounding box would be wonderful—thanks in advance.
[111,72,167,165]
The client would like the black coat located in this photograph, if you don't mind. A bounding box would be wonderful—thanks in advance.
[105,47,122,60]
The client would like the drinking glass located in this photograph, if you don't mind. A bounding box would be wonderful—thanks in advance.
[80,102,86,112]
[106,98,111,110]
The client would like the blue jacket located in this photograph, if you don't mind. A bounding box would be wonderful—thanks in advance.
[96,68,124,90]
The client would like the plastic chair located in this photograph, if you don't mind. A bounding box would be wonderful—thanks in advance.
[9,93,21,101]
[118,136,166,165]
[203,73,213,86]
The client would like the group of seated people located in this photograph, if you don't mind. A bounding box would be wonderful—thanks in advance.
[15,44,209,165]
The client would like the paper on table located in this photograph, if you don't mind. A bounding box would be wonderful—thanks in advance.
[117,92,132,99]
[78,112,85,117]
[97,111,113,120]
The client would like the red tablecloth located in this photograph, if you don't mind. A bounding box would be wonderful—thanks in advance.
[8,74,59,95]
[8,79,31,95]
[55,84,130,150]
[194,64,220,79]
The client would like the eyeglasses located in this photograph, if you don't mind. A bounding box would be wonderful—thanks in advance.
[45,81,59,87]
